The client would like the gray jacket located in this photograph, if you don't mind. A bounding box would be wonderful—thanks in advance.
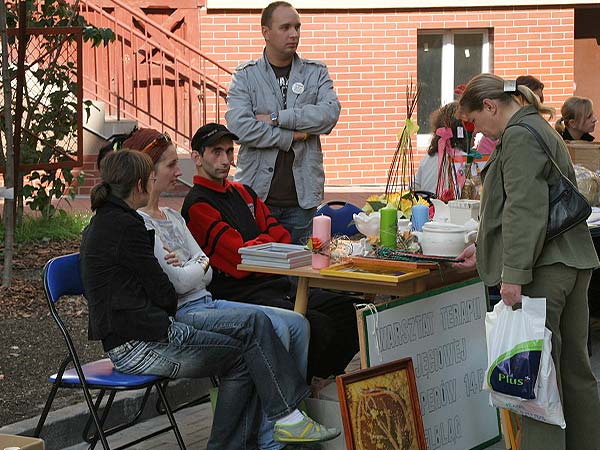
[225,51,341,209]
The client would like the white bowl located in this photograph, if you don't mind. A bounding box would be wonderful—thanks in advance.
[353,211,380,237]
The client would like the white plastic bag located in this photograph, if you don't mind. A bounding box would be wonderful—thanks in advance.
[484,296,546,399]
[484,296,566,428]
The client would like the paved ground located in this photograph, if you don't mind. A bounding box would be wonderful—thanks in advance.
[59,317,600,450]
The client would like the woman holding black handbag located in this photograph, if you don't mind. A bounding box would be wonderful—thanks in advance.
[454,73,600,450]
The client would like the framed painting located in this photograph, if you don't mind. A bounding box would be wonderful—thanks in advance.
[336,358,426,450]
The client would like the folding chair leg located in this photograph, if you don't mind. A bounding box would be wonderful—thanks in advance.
[78,380,112,450]
[34,356,72,438]
[155,382,187,449]
[33,381,61,438]
[156,378,216,415]
[84,390,111,448]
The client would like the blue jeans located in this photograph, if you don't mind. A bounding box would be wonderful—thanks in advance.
[267,205,317,245]
[107,310,310,450]
[176,296,309,450]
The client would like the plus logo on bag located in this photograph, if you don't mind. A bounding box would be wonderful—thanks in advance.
[487,339,543,399]
[484,296,546,401]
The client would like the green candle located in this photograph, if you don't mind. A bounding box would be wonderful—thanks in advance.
[379,206,398,248]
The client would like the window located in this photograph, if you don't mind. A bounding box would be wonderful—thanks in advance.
[417,30,490,147]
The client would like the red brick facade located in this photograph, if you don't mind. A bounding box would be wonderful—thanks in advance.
[198,6,574,187]
[72,5,576,195]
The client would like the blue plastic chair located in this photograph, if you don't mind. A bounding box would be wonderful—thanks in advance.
[33,253,186,450]
[316,201,363,236]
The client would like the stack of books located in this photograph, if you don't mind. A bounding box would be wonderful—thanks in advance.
[239,243,312,269]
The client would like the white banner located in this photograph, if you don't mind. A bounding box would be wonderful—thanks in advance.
[361,278,500,450]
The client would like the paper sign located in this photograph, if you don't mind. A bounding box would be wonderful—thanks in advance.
[360,279,501,450]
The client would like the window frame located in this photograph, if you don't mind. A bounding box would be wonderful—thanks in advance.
[417,29,490,148]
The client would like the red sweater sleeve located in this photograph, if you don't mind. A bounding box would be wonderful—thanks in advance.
[186,195,291,279]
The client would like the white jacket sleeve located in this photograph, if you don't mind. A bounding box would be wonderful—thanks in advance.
[143,209,212,296]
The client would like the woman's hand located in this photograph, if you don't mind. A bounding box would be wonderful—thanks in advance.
[453,243,476,269]
[163,246,183,267]
[500,283,522,306]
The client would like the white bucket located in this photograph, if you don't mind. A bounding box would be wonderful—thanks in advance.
[448,200,480,225]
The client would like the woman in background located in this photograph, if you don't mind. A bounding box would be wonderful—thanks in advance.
[555,96,597,141]
[516,75,545,103]
[413,101,468,194]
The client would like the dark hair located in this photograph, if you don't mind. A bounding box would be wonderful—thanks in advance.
[261,1,294,27]
[96,130,136,169]
[459,73,554,119]
[516,75,544,93]
[193,144,206,156]
[90,150,154,211]
[427,102,468,156]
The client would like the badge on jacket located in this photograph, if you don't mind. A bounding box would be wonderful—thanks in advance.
[292,82,304,95]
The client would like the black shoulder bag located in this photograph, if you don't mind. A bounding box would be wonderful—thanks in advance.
[508,122,591,241]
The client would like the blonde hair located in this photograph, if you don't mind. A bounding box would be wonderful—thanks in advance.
[459,73,555,119]
[555,96,594,134]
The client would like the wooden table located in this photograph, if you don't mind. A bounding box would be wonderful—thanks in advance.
[237,262,477,315]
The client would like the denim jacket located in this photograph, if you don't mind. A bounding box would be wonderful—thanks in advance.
[476,106,599,286]
[225,50,341,209]
[80,196,177,351]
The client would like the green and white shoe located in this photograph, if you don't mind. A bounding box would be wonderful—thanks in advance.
[273,413,341,444]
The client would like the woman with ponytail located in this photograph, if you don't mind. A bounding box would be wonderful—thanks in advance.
[555,96,597,141]
[454,73,600,450]
[80,150,339,449]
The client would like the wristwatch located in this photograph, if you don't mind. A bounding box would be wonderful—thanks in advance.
[194,256,210,272]
[270,111,279,127]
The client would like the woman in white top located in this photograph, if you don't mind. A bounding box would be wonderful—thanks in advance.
[119,128,310,450]
[414,101,469,196]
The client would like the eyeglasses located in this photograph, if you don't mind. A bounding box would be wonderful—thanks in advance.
[141,132,172,154]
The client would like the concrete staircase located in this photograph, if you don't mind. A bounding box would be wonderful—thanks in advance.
[80,100,196,193]
[78,100,138,195]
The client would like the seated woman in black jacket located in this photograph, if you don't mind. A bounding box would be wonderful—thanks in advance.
[80,149,339,450]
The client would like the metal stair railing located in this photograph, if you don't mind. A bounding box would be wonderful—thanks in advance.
[77,0,233,149]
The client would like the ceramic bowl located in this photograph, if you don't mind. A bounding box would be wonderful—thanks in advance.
[353,211,380,237]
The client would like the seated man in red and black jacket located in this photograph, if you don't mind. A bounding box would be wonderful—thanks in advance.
[181,123,359,381]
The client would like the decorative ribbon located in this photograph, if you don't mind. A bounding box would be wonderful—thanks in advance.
[396,118,420,150]
[436,127,456,173]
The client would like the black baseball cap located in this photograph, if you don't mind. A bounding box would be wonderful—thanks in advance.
[191,123,238,151]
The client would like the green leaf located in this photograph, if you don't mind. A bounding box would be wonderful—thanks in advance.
[367,201,387,212]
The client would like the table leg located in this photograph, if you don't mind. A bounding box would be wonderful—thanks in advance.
[294,277,309,315]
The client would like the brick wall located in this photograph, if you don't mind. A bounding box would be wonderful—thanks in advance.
[73,156,100,196]
[198,6,574,187]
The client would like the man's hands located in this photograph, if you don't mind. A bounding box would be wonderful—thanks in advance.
[256,114,310,141]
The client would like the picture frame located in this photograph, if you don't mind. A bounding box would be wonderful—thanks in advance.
[320,260,430,284]
[336,358,426,450]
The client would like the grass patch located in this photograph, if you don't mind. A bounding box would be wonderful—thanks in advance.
[0,211,91,243]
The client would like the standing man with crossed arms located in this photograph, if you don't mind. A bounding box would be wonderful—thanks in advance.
[225,1,341,244]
